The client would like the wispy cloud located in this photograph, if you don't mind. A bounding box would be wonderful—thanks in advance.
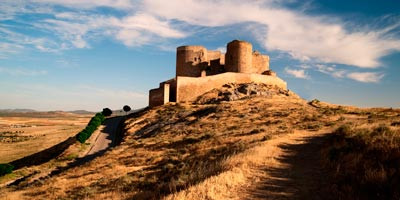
[315,64,346,78]
[215,46,227,53]
[0,26,61,53]
[113,13,186,47]
[142,0,400,68]
[347,72,384,83]
[1,0,400,69]
[0,67,47,76]
[293,63,384,83]
[31,0,134,10]
[285,67,309,79]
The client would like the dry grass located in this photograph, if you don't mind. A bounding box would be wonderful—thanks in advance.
[0,112,91,163]
[322,124,400,200]
[1,84,399,200]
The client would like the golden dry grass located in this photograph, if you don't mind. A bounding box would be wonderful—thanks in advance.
[1,84,399,200]
[0,112,91,163]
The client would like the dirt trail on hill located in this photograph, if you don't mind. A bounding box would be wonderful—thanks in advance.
[241,130,333,200]
[86,116,122,156]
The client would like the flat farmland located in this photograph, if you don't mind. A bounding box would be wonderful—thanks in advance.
[0,112,92,163]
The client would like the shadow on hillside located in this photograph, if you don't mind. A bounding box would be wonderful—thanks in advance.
[246,134,337,200]
[9,117,124,188]
[50,117,123,174]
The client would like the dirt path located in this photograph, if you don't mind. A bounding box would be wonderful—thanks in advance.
[86,116,122,156]
[165,130,335,200]
[241,130,334,200]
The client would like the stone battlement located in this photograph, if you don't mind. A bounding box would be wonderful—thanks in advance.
[149,40,286,107]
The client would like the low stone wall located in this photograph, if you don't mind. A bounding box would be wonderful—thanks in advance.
[149,83,170,107]
[176,72,287,102]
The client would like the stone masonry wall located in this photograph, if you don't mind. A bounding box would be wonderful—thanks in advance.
[149,83,170,107]
[176,72,287,102]
[252,52,270,74]
[176,46,208,77]
[225,40,253,73]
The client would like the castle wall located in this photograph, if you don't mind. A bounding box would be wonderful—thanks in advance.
[252,52,270,74]
[176,46,208,77]
[176,72,287,102]
[149,83,170,107]
[207,50,221,63]
[225,40,253,73]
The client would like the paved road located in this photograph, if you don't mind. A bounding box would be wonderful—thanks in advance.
[86,116,123,156]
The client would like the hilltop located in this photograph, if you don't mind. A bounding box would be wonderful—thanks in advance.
[2,83,400,199]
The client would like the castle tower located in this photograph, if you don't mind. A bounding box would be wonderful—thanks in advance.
[225,40,253,73]
[176,46,208,77]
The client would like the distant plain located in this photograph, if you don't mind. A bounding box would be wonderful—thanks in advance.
[0,112,91,163]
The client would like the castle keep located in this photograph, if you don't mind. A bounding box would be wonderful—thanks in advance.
[149,40,287,107]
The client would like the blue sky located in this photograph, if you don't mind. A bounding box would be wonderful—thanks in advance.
[0,0,399,111]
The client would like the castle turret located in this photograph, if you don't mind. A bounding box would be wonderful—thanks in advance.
[176,46,208,77]
[225,40,253,73]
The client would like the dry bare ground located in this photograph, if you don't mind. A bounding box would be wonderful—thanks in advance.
[1,83,399,199]
[0,112,91,163]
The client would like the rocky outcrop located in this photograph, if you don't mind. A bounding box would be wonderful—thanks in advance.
[195,83,298,104]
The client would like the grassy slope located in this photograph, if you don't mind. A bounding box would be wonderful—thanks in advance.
[1,84,400,200]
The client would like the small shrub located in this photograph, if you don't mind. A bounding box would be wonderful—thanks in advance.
[261,135,271,141]
[249,128,262,134]
[333,124,352,135]
[0,163,14,176]
[337,116,345,121]
[391,121,400,127]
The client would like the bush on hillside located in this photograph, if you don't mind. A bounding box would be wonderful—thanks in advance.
[76,113,105,143]
[0,163,14,176]
[123,105,131,114]
[102,108,112,117]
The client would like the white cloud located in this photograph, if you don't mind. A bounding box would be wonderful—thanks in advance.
[347,72,384,83]
[142,0,400,68]
[112,13,186,46]
[216,46,227,53]
[0,67,47,76]
[0,42,24,58]
[315,64,346,78]
[285,67,309,79]
[30,0,134,10]
[298,64,311,69]
[0,26,61,53]
[1,0,400,69]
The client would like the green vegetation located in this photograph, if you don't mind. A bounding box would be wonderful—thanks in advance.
[0,163,14,176]
[123,105,131,115]
[102,108,112,117]
[76,113,105,143]
[324,124,400,199]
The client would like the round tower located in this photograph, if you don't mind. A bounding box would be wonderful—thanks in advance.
[176,46,208,77]
[225,40,253,73]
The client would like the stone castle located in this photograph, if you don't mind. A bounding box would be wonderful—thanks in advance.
[149,40,287,107]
